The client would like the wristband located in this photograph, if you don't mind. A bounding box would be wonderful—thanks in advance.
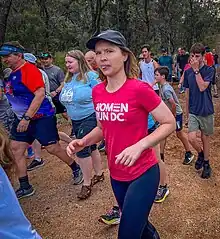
[22,115,31,121]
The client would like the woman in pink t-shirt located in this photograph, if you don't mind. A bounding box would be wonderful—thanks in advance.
[67,30,175,239]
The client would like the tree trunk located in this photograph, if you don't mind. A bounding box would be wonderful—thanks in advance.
[0,0,13,45]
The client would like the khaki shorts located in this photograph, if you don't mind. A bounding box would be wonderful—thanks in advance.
[188,114,214,135]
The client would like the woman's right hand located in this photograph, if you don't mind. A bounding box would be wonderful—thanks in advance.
[178,83,182,89]
[66,139,86,157]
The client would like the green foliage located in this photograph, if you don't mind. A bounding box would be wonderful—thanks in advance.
[3,0,220,56]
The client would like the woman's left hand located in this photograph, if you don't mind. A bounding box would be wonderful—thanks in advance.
[115,143,144,167]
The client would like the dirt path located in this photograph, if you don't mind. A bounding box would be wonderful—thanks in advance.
[19,94,220,239]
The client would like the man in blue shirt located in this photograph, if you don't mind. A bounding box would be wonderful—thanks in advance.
[183,43,214,179]
[158,48,175,82]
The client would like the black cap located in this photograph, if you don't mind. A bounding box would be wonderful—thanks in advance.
[40,52,52,58]
[86,30,127,50]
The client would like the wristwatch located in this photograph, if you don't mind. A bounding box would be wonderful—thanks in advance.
[22,115,31,121]
[194,70,200,75]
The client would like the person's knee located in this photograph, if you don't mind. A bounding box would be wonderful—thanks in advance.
[188,133,196,144]
[45,143,60,155]
[10,141,27,159]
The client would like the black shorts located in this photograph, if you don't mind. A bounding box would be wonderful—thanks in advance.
[10,116,59,146]
[72,113,97,158]
[148,124,157,135]
[52,94,67,114]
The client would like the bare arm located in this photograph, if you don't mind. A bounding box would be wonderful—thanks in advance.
[185,88,189,120]
[26,88,45,117]
[55,81,64,93]
[168,98,177,116]
[83,119,103,146]
[115,101,176,166]
[195,73,210,92]
[138,101,176,151]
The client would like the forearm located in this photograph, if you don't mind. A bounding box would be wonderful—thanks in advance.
[83,126,104,146]
[56,82,64,93]
[195,74,208,91]
[26,90,45,117]
[138,121,175,151]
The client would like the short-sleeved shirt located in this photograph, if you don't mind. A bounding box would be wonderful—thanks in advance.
[139,60,159,90]
[4,62,55,120]
[177,54,189,71]
[43,65,65,92]
[183,65,214,116]
[158,55,173,76]
[60,71,99,120]
[160,83,183,115]
[0,166,42,239]
[93,79,161,181]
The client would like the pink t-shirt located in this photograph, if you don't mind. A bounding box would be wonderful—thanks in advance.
[92,79,161,181]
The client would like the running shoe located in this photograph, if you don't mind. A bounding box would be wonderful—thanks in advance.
[201,163,212,179]
[16,186,35,199]
[73,168,83,185]
[27,159,45,171]
[98,140,105,152]
[195,154,204,170]
[91,172,104,186]
[183,152,194,165]
[154,185,169,203]
[99,206,120,225]
[77,185,92,200]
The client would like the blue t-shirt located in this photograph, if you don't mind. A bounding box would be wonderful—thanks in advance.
[183,65,214,116]
[148,113,155,129]
[0,167,41,239]
[60,71,99,120]
[158,55,173,77]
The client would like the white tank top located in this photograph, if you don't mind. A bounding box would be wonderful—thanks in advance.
[140,60,159,90]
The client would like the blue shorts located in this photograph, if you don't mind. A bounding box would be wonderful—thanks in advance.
[176,113,183,132]
[148,124,157,135]
[10,116,59,146]
[72,113,97,158]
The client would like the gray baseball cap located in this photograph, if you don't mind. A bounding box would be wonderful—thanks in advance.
[86,30,128,50]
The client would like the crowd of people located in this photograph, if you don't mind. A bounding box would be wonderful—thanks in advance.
[0,29,218,238]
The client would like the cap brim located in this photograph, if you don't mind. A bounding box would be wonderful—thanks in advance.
[86,37,124,50]
[0,50,11,56]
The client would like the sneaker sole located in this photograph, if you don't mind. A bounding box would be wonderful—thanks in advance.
[73,177,84,185]
[99,218,120,225]
[154,189,170,203]
[18,188,36,200]
[183,155,195,165]
[27,162,45,171]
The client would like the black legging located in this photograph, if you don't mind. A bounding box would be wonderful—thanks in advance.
[111,164,160,239]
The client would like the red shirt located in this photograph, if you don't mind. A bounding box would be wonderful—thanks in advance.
[92,79,161,181]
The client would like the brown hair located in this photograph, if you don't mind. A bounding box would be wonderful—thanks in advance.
[0,125,14,177]
[99,47,139,81]
[154,66,169,80]
[64,50,92,83]
[190,43,205,56]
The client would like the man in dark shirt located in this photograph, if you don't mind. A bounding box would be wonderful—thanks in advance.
[212,49,218,65]
[177,47,189,75]
[184,43,214,179]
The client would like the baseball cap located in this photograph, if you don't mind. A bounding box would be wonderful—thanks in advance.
[24,53,37,64]
[86,30,128,50]
[0,44,25,56]
[40,52,52,59]
[161,47,167,52]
